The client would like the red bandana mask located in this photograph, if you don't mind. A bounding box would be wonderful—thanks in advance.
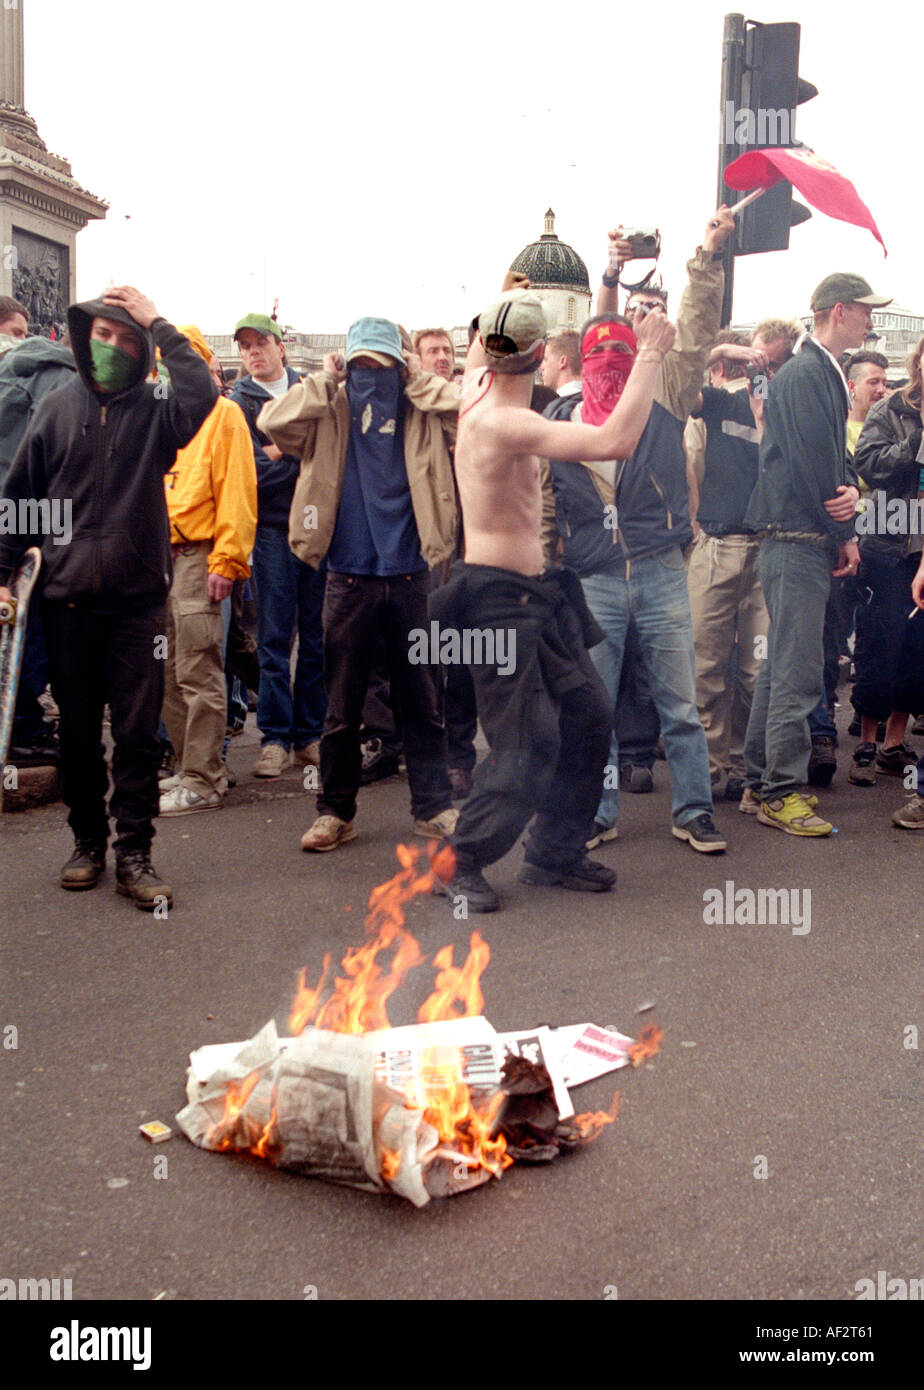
[580,322,638,425]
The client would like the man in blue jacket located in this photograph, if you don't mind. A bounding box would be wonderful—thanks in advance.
[230,314,325,778]
[741,273,889,835]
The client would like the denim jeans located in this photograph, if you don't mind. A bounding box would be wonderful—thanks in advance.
[744,540,831,799]
[252,524,326,749]
[581,546,714,828]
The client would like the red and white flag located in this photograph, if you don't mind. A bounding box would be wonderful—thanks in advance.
[724,147,886,254]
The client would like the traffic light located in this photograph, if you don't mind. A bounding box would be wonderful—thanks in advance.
[718,15,817,256]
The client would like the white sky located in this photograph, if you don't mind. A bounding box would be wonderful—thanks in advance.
[25,0,921,336]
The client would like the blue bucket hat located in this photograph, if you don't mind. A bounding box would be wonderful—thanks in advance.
[345,317,405,366]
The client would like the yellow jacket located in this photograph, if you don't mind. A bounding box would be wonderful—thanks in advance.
[164,326,257,579]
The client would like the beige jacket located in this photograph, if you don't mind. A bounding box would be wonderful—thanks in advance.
[257,371,459,570]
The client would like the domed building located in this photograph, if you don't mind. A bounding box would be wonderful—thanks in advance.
[508,209,592,331]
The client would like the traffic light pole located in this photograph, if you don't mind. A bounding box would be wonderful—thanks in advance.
[717,12,746,326]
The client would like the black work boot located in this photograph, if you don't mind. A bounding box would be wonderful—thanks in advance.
[60,841,106,891]
[115,850,173,911]
[432,865,500,913]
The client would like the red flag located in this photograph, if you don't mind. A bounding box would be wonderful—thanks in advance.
[724,147,886,254]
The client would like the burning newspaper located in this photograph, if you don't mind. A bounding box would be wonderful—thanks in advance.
[176,844,661,1205]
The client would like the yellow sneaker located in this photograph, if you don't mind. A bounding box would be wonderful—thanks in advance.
[756,792,833,836]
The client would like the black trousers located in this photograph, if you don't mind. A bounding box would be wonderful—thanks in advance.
[852,554,924,720]
[318,572,451,822]
[446,567,612,873]
[41,600,166,853]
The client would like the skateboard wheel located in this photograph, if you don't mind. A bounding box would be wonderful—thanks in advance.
[0,599,17,624]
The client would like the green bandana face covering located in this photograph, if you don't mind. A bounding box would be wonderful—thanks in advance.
[89,337,139,392]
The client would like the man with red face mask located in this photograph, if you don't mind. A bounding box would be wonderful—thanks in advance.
[541,207,735,855]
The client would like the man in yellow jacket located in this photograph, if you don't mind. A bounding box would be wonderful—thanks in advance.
[159,325,257,814]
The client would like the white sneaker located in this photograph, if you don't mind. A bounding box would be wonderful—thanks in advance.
[413,808,458,839]
[158,773,182,792]
[586,822,619,850]
[253,744,290,777]
[159,783,222,816]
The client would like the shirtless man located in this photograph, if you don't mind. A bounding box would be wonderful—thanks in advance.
[432,289,675,911]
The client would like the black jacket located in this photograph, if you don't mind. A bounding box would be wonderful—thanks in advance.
[743,335,856,551]
[854,390,924,566]
[229,368,302,528]
[0,298,217,603]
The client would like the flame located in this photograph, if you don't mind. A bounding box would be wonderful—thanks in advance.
[253,1099,278,1160]
[380,1149,401,1181]
[417,932,489,1023]
[207,843,513,1182]
[213,1070,262,1151]
[572,1091,620,1142]
[287,842,454,1035]
[629,1023,663,1066]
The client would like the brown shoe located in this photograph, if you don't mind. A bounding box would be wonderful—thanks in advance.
[294,741,321,767]
[300,814,356,852]
[60,842,106,891]
[115,852,173,911]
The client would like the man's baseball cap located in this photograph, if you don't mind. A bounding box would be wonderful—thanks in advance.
[345,317,405,366]
[810,274,892,313]
[233,313,283,341]
[477,290,550,371]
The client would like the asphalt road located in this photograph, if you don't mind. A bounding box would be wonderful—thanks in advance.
[1,711,922,1316]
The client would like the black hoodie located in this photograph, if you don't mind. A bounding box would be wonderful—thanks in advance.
[0,298,217,604]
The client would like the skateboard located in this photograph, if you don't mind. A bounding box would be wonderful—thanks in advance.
[0,547,42,812]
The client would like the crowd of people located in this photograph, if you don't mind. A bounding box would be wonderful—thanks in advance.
[1,200,923,913]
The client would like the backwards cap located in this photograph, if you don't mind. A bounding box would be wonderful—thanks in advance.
[477,290,551,373]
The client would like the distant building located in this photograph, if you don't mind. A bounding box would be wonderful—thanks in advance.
[795,303,924,377]
[508,209,592,331]
[207,212,595,377]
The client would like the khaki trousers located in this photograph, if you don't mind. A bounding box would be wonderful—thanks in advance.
[686,532,768,782]
[161,542,226,796]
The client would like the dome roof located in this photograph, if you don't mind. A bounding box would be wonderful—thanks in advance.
[509,209,590,291]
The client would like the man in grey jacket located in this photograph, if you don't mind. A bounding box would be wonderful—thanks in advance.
[741,273,890,835]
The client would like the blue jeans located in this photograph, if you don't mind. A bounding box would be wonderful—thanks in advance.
[744,540,830,799]
[581,547,714,828]
[252,524,326,749]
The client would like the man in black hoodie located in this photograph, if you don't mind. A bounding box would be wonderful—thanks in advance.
[0,286,217,907]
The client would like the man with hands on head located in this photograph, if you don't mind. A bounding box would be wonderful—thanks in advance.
[257,317,459,853]
[0,285,218,906]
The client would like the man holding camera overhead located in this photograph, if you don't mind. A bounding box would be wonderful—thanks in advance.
[541,207,735,855]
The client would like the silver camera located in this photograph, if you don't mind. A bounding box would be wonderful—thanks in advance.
[621,228,661,259]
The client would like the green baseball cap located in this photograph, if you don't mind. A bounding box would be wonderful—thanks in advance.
[233,312,284,341]
[810,274,892,313]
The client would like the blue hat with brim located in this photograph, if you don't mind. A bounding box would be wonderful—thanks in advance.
[346,317,405,366]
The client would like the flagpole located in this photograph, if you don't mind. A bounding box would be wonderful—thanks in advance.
[731,187,767,217]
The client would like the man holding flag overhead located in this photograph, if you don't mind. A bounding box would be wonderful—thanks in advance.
[741,273,892,837]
